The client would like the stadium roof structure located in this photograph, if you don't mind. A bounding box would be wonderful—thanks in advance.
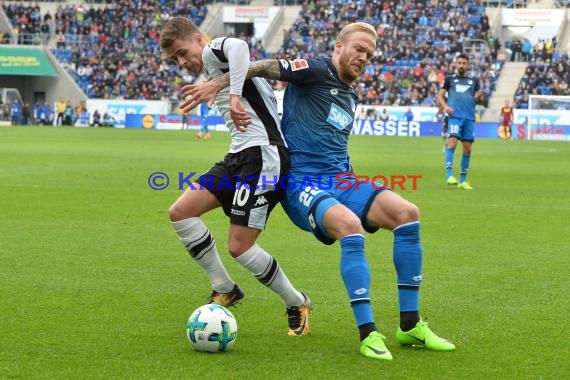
[0,47,57,77]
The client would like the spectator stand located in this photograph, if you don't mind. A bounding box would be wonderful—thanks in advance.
[276,0,503,109]
[2,0,209,101]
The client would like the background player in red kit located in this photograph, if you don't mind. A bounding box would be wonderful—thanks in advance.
[500,99,513,139]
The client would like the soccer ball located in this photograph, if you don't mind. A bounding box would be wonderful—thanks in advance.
[186,304,238,352]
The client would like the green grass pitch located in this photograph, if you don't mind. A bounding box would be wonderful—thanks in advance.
[1,126,568,379]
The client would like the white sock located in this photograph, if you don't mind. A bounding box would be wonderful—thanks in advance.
[235,244,304,307]
[171,217,234,293]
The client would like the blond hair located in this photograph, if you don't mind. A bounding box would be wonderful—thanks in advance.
[337,22,377,43]
[160,16,200,49]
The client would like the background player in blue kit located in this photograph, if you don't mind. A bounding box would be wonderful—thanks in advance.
[181,22,455,361]
[196,101,211,139]
[438,53,483,189]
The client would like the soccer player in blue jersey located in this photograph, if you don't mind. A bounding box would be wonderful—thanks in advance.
[438,53,483,189]
[180,22,455,360]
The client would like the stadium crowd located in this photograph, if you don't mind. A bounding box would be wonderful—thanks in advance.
[511,38,569,109]
[2,0,567,109]
[2,0,209,100]
[278,0,503,108]
[1,0,270,100]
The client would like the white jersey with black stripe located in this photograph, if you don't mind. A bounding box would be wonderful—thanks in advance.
[202,37,286,153]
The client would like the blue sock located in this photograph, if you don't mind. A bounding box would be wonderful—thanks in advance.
[340,234,374,327]
[445,147,455,178]
[393,222,422,312]
[459,154,470,183]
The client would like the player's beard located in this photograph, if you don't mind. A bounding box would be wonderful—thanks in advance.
[457,67,466,76]
[338,51,362,84]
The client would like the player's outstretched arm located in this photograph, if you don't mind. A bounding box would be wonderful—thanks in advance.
[247,60,281,81]
[179,60,282,113]
[228,60,281,128]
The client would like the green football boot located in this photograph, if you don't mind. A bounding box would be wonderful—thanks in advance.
[396,320,456,351]
[446,176,458,185]
[360,331,393,360]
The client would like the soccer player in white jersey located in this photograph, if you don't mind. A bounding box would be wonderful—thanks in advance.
[160,16,310,336]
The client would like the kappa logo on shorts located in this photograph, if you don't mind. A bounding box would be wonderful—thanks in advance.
[253,195,268,207]
[291,59,309,71]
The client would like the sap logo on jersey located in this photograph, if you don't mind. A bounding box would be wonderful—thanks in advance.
[327,103,353,130]
[455,84,471,93]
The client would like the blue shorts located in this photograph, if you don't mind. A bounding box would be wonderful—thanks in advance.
[447,116,475,142]
[281,175,389,245]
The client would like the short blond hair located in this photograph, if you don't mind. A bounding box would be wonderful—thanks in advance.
[337,22,377,43]
[160,16,200,49]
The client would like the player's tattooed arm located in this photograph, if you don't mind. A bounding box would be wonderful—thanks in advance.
[229,60,280,130]
[179,60,281,113]
[248,60,281,81]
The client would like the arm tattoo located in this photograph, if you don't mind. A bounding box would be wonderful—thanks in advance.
[247,60,281,80]
[214,60,280,90]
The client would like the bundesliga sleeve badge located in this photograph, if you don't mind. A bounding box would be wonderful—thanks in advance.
[291,59,309,71]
